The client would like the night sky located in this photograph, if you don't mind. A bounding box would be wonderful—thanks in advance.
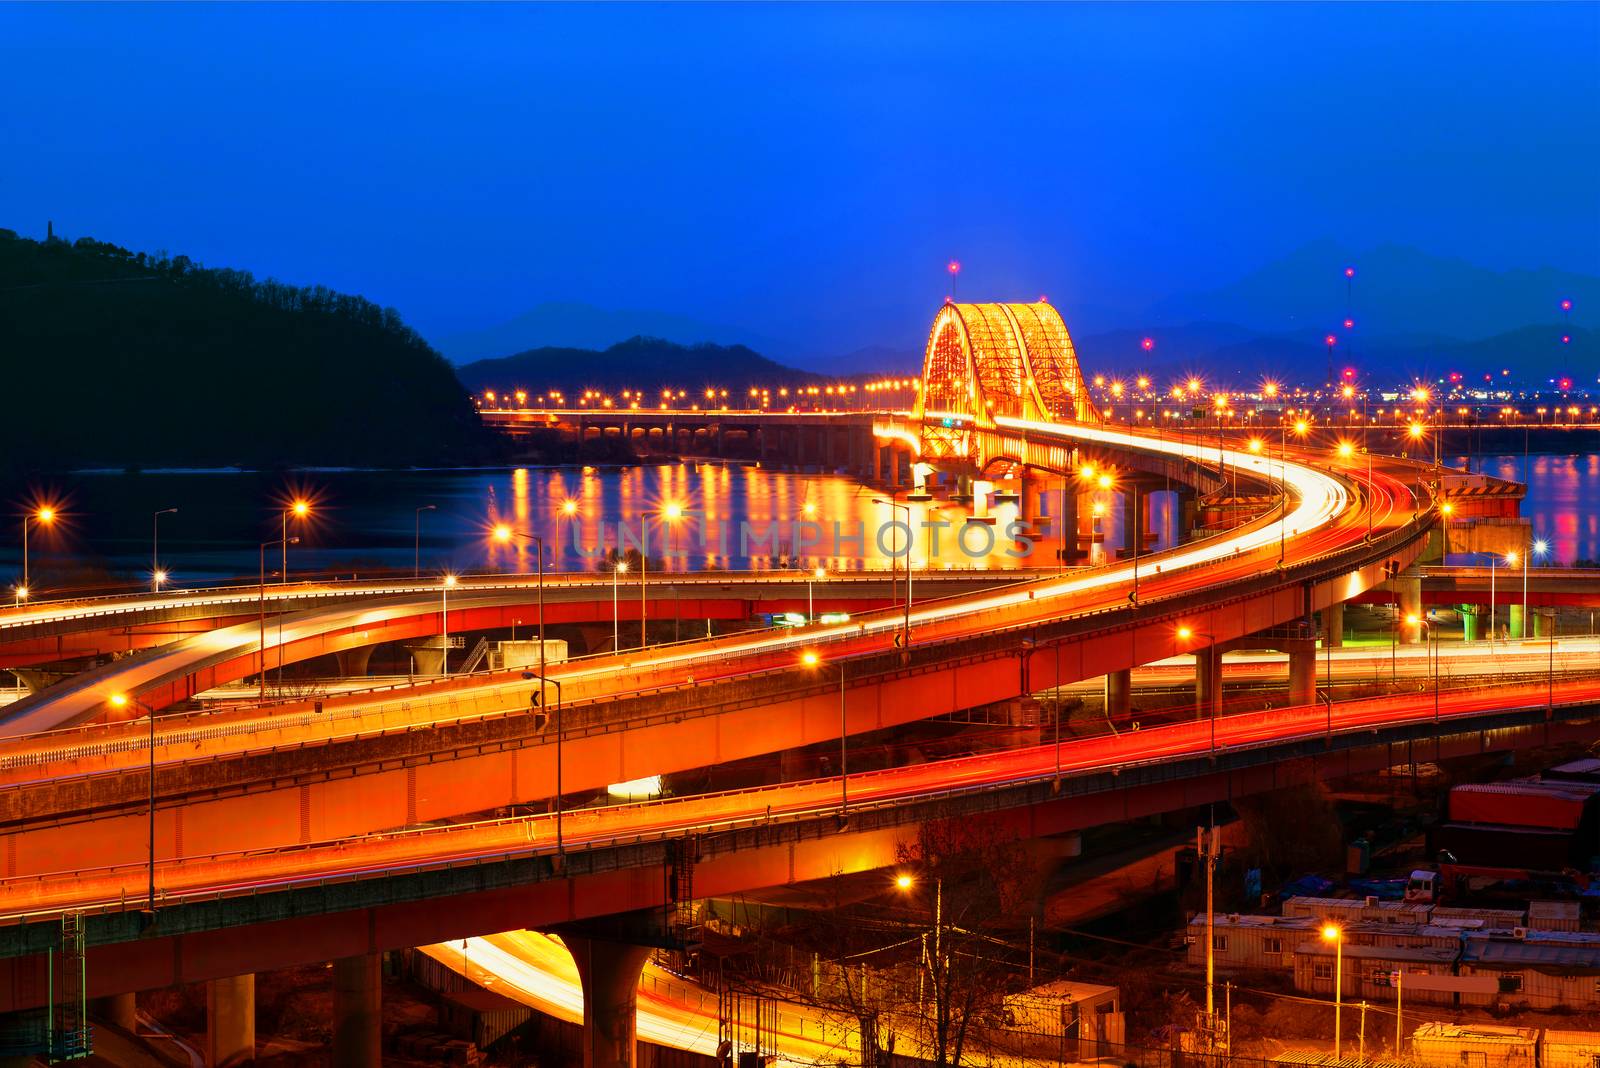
[4,3,1596,356]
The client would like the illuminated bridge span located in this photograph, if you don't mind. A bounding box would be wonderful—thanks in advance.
[916,300,1098,463]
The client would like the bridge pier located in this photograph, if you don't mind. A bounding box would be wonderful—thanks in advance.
[90,992,137,1031]
[1509,603,1526,639]
[1534,607,1552,639]
[1195,646,1221,720]
[565,934,653,1068]
[1104,669,1131,721]
[1322,602,1344,648]
[332,953,382,1068]
[1021,475,1050,531]
[205,972,255,1066]
[1287,642,1317,707]
[335,646,374,678]
[1460,604,1483,642]
[1176,489,1198,541]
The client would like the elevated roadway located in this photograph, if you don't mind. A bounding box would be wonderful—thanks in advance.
[0,674,1595,1011]
[0,420,1434,874]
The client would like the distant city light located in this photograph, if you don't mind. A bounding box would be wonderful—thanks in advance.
[946,259,961,275]
[1344,267,1355,279]
[1141,337,1154,352]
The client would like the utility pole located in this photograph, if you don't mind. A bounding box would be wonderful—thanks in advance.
[1199,824,1220,1050]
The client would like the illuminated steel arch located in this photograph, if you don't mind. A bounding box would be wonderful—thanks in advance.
[914,300,1097,462]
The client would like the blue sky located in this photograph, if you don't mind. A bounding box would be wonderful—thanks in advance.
[3,2,1596,355]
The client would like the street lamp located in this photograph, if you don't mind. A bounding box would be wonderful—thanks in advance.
[259,537,298,701]
[808,566,825,621]
[1279,420,1310,567]
[493,524,547,688]
[1406,613,1440,753]
[802,649,848,819]
[1177,624,1221,753]
[152,508,177,594]
[872,498,913,652]
[20,505,55,597]
[108,692,158,914]
[414,505,436,578]
[282,500,311,583]
[612,559,628,650]
[440,573,458,674]
[894,870,943,1015]
[1321,923,1344,1056]
[520,670,565,853]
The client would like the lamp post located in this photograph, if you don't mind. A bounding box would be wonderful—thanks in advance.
[1321,924,1344,1056]
[440,573,457,674]
[259,537,297,702]
[612,560,628,650]
[872,498,913,652]
[1177,624,1220,753]
[493,525,547,690]
[802,650,848,818]
[1407,614,1440,755]
[152,508,177,594]
[520,670,565,853]
[808,566,824,621]
[20,506,55,598]
[109,692,158,914]
[894,871,942,1018]
[414,505,436,578]
[282,500,310,583]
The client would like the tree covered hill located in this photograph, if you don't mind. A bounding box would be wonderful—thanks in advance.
[0,230,493,473]
[455,336,827,398]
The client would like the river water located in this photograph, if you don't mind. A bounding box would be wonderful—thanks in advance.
[4,452,1595,594]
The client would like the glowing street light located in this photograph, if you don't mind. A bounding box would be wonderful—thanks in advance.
[611,559,628,650]
[281,499,311,584]
[109,691,159,913]
[493,525,549,684]
[152,507,178,594]
[802,649,848,817]
[1321,923,1345,1056]
[20,505,55,597]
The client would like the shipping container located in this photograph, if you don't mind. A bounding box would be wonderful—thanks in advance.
[1411,1023,1538,1068]
[1282,896,1431,926]
[1449,782,1600,832]
[1542,759,1600,786]
[1459,932,1600,1011]
[1541,1030,1600,1068]
[1431,905,1527,931]
[1528,900,1581,932]
[1294,942,1458,1004]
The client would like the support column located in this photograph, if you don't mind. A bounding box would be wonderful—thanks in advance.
[566,935,653,1068]
[1104,669,1131,722]
[872,444,884,484]
[205,973,255,1066]
[1177,490,1199,541]
[1287,643,1317,707]
[1195,646,1221,720]
[1021,476,1049,531]
[1509,603,1526,640]
[1323,601,1345,648]
[1397,568,1423,645]
[1060,488,1079,563]
[334,646,374,678]
[1533,607,1551,639]
[1460,605,1482,643]
[333,953,382,1068]
[91,992,137,1032]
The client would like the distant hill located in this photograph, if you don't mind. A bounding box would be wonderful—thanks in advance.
[1152,240,1599,342]
[436,301,793,364]
[0,229,492,473]
[456,336,827,397]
